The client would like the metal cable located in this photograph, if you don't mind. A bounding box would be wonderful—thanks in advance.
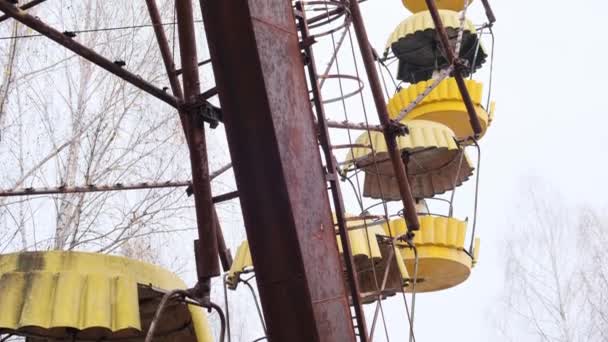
[316,4,375,340]
[454,0,471,56]
[468,138,481,253]
[486,27,496,110]
[0,20,205,40]
[469,25,485,80]
[343,19,399,342]
[223,275,233,342]
[448,144,466,217]
[241,277,268,334]
[144,289,226,342]
[319,3,393,338]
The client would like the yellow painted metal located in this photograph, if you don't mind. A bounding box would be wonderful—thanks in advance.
[387,78,491,139]
[226,240,253,289]
[229,215,411,305]
[384,215,478,292]
[0,251,213,341]
[386,9,476,51]
[401,0,474,13]
[472,237,481,267]
[345,120,474,200]
[335,217,383,260]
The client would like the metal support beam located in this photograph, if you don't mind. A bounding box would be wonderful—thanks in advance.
[423,0,483,137]
[0,0,46,23]
[348,0,420,232]
[200,0,356,340]
[0,164,232,198]
[145,0,184,100]
[175,0,220,295]
[0,0,179,108]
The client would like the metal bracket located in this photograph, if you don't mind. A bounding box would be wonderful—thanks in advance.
[385,120,410,137]
[181,89,223,129]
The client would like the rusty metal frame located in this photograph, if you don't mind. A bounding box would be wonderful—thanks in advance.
[173,0,221,296]
[0,0,47,23]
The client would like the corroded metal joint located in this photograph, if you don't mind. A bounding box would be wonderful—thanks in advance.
[453,57,471,74]
[385,120,410,137]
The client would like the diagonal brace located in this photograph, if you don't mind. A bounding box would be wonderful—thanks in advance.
[0,0,180,108]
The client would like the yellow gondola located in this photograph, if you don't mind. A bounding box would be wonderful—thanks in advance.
[335,217,409,304]
[386,10,486,83]
[387,78,494,139]
[401,0,473,14]
[384,215,480,292]
[0,251,213,341]
[228,216,410,305]
[345,120,474,201]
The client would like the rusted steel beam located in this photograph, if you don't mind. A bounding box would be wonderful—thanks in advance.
[175,0,220,292]
[0,0,179,108]
[0,0,47,23]
[480,0,496,24]
[212,190,239,204]
[0,164,232,197]
[423,0,483,136]
[145,0,184,100]
[147,0,231,278]
[295,3,367,340]
[0,181,191,197]
[199,0,356,340]
[348,0,420,232]
[175,59,212,76]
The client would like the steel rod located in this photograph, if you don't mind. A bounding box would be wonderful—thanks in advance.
[0,181,191,197]
[423,0,483,136]
[145,0,184,100]
[212,190,239,204]
[480,0,496,24]
[0,163,232,198]
[296,4,368,340]
[0,0,46,23]
[348,0,420,231]
[175,0,220,286]
[325,119,383,132]
[0,0,180,108]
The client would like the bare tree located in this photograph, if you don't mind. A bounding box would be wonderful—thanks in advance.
[0,0,197,259]
[499,184,607,341]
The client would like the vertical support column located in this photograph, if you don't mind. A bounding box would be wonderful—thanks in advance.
[200,0,356,341]
[348,0,421,232]
[175,0,220,296]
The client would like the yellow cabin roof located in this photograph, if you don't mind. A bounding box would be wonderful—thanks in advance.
[386,9,476,51]
[387,78,492,139]
[0,251,213,341]
[384,215,480,292]
[345,120,474,200]
[401,0,474,14]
